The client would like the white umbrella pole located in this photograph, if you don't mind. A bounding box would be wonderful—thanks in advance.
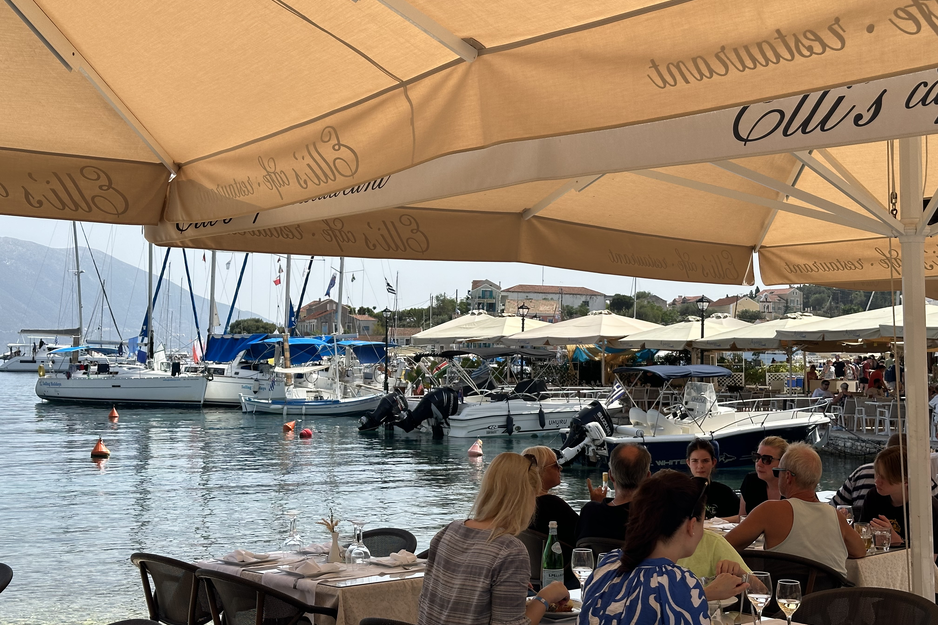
[898,136,934,599]
[601,339,606,386]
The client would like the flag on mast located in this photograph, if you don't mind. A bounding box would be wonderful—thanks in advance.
[325,273,337,297]
[273,276,281,286]
[385,279,396,295]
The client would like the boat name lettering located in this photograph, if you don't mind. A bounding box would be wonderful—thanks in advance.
[646,18,847,90]
[11,167,130,216]
[547,418,568,426]
[655,458,688,467]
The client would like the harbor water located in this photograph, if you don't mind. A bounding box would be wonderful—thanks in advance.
[0,374,863,624]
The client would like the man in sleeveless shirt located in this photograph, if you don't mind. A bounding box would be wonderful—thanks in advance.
[724,443,867,577]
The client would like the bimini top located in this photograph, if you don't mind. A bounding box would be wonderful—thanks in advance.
[613,365,733,379]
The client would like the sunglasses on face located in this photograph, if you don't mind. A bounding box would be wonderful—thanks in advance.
[751,452,780,465]
[772,467,796,478]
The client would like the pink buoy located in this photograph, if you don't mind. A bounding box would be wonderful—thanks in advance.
[468,439,483,457]
[299,428,313,439]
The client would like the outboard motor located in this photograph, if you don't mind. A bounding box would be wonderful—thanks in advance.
[397,387,460,438]
[558,401,615,466]
[358,389,409,431]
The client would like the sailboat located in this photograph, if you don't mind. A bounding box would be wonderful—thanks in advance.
[35,244,208,406]
[239,256,385,417]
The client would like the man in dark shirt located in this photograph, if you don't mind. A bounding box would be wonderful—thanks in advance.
[576,443,650,542]
[832,355,846,379]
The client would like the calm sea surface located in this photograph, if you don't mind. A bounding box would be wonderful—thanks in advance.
[0,373,865,624]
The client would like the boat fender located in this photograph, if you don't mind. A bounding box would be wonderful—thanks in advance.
[252,380,260,394]
[505,414,514,436]
[299,428,313,438]
[205,372,214,381]
[538,406,546,429]
[468,439,483,457]
[91,437,111,458]
[37,364,45,377]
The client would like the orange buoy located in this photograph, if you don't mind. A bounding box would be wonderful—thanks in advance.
[299,428,313,439]
[468,439,483,457]
[283,421,296,432]
[91,437,111,458]
[108,406,119,422]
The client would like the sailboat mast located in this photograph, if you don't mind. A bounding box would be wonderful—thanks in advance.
[72,222,84,345]
[208,250,217,336]
[283,255,292,370]
[147,243,154,360]
[336,257,345,334]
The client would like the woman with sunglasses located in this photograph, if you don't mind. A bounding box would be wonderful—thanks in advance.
[523,445,580,587]
[417,452,569,625]
[737,436,789,517]
[578,471,747,625]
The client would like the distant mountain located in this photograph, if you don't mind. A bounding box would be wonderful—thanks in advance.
[0,237,269,350]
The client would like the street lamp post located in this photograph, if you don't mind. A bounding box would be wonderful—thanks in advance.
[517,303,530,381]
[382,307,391,392]
[696,296,710,366]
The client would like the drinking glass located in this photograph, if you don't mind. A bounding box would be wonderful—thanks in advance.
[745,571,772,623]
[873,528,892,552]
[836,505,854,526]
[345,519,371,564]
[282,510,303,553]
[571,548,594,591]
[776,579,801,625]
[855,522,873,555]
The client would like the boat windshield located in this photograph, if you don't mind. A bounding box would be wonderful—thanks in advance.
[682,382,717,419]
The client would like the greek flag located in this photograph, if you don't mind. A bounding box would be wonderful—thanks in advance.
[268,376,276,392]
[385,279,396,295]
[606,380,627,406]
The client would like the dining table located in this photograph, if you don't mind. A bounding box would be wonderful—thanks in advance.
[197,552,425,625]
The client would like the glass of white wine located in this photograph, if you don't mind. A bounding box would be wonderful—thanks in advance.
[571,548,594,592]
[836,505,854,526]
[776,579,801,625]
[746,571,772,623]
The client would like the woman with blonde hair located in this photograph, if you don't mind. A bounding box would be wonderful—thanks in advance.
[417,452,569,625]
[738,435,789,516]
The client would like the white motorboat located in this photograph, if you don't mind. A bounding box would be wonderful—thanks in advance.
[557,365,831,470]
[35,349,208,406]
[239,370,383,416]
[0,335,73,372]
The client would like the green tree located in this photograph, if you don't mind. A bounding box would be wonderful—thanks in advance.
[228,317,278,334]
[608,294,634,315]
[458,296,471,315]
[738,309,763,322]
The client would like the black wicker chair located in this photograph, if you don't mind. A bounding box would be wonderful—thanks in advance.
[740,550,852,617]
[0,563,12,594]
[361,528,418,557]
[359,619,415,625]
[131,553,213,625]
[575,536,623,563]
[518,529,546,590]
[195,568,338,625]
[797,587,938,625]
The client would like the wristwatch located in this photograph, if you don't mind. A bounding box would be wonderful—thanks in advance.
[532,596,551,610]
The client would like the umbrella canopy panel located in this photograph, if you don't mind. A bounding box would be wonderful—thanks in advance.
[503,310,660,345]
[615,316,752,350]
[411,310,494,345]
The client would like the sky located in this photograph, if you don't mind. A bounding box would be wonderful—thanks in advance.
[3,215,769,324]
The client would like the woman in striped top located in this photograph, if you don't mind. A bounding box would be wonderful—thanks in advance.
[417,452,569,625]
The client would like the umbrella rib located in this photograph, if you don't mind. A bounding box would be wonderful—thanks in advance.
[793,150,901,235]
[376,0,478,62]
[634,169,893,236]
[523,176,603,220]
[712,161,896,236]
[7,0,178,175]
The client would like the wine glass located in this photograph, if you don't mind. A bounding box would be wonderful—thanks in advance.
[571,548,594,591]
[746,571,772,623]
[836,505,854,526]
[282,510,303,553]
[345,519,371,564]
[855,522,873,555]
[776,579,801,625]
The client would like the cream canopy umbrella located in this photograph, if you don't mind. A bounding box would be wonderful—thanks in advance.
[454,316,549,342]
[4,1,938,228]
[776,304,938,343]
[503,310,661,384]
[694,313,824,350]
[503,310,660,346]
[411,310,494,345]
[614,315,752,351]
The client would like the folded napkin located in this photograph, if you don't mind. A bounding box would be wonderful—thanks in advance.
[222,549,271,563]
[388,550,418,565]
[284,560,344,577]
[302,543,331,554]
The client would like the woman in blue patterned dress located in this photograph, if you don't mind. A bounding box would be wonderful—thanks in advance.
[578,471,747,625]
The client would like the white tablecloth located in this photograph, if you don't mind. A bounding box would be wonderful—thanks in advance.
[845,549,938,594]
[197,556,424,625]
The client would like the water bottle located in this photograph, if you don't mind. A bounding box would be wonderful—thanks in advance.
[541,521,564,588]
